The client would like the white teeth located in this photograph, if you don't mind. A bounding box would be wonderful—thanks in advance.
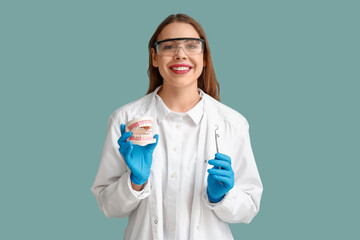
[133,133,152,137]
[131,125,152,135]
[133,134,152,140]
[172,67,190,71]
[131,125,150,130]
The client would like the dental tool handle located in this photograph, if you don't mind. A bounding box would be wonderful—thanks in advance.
[215,132,223,185]
[215,134,219,153]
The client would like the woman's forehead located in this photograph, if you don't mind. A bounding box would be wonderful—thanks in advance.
[157,22,200,41]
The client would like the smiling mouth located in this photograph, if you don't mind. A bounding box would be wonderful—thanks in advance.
[170,66,192,73]
[171,66,191,71]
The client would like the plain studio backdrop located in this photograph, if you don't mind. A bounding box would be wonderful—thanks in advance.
[1,0,359,239]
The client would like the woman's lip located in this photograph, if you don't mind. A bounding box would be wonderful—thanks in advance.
[170,64,192,68]
[169,64,192,74]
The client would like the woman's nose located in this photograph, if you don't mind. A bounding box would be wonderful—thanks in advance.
[174,46,188,59]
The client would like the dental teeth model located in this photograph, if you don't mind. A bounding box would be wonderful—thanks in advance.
[125,117,156,146]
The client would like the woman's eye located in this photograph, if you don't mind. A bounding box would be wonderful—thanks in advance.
[186,43,200,49]
[162,44,175,50]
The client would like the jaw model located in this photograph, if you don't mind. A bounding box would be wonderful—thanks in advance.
[125,117,156,146]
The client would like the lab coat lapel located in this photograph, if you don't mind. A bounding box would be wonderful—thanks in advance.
[190,96,221,239]
[204,96,222,161]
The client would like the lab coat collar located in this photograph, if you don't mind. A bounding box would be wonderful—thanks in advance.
[186,94,204,125]
[154,85,204,125]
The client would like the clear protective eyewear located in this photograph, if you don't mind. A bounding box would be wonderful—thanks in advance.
[154,37,205,56]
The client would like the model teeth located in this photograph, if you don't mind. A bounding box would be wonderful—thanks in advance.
[172,67,190,70]
[133,133,152,138]
[125,117,156,146]
[131,125,152,131]
[130,133,154,141]
[129,120,152,131]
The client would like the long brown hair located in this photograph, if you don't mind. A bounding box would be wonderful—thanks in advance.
[147,14,220,101]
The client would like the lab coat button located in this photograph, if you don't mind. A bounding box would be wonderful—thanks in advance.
[176,124,181,129]
[154,219,158,224]
[171,172,177,178]
[173,147,177,152]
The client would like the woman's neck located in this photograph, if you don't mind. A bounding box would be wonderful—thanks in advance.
[157,83,202,113]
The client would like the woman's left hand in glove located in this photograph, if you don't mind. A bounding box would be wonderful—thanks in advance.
[207,153,234,203]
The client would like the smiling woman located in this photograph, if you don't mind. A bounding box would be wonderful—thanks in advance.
[150,22,206,101]
[147,14,219,102]
[91,13,263,240]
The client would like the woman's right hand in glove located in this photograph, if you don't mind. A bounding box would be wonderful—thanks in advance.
[118,124,159,185]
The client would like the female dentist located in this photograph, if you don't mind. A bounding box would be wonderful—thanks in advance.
[91,13,263,240]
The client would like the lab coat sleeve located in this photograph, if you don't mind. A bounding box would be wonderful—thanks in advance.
[91,115,151,218]
[205,121,263,223]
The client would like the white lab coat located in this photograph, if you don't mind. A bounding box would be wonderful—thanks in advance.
[91,88,263,240]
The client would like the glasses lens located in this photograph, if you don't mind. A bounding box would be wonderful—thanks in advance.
[157,39,203,56]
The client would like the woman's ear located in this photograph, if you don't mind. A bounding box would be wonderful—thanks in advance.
[151,48,159,67]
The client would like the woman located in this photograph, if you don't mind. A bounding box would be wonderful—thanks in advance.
[91,13,263,240]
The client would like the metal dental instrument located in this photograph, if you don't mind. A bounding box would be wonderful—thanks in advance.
[214,125,223,185]
[215,125,220,153]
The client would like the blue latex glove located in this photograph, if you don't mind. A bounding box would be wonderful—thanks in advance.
[118,124,159,185]
[207,153,234,203]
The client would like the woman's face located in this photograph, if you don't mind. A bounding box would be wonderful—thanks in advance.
[151,22,206,90]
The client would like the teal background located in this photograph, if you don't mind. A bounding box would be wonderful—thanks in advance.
[1,0,359,239]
